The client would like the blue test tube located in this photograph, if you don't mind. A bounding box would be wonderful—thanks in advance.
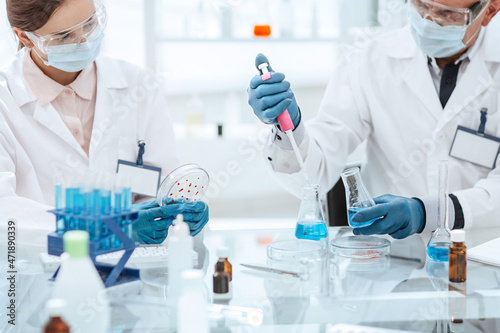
[123,185,133,239]
[73,187,82,229]
[99,176,112,251]
[89,178,101,241]
[54,179,64,234]
[80,183,90,231]
[112,183,123,249]
[65,184,76,231]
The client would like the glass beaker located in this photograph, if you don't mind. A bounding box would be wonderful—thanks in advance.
[295,184,328,241]
[340,167,380,227]
[427,160,452,262]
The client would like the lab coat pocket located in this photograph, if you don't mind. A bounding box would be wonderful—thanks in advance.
[117,136,138,162]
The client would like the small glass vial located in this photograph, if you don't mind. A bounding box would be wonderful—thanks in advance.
[216,247,232,281]
[43,299,70,333]
[213,259,232,301]
[449,230,467,283]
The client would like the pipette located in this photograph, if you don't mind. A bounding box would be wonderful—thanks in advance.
[257,59,310,184]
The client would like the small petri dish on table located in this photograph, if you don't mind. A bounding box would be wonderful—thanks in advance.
[267,239,327,262]
[330,236,391,259]
[156,164,209,206]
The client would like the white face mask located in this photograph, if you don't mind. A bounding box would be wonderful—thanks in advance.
[30,26,104,73]
[408,5,480,58]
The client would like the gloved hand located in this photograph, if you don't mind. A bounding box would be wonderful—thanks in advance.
[351,194,425,239]
[132,200,209,244]
[247,53,300,127]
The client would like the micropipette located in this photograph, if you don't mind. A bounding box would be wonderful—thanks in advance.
[257,59,310,183]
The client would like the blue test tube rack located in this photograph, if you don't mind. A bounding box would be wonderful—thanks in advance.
[47,209,140,287]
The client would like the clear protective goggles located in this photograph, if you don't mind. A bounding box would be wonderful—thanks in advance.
[408,0,489,26]
[26,2,107,54]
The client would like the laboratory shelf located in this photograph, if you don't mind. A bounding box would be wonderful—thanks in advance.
[157,37,344,43]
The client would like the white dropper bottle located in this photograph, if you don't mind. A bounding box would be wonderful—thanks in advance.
[178,270,209,333]
[52,231,110,333]
[167,214,194,306]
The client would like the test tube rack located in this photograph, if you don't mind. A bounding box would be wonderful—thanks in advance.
[47,210,140,288]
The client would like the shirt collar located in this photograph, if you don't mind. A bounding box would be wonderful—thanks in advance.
[68,63,97,101]
[22,50,97,105]
[23,51,65,106]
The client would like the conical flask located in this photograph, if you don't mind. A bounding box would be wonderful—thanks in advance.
[427,160,452,262]
[295,184,328,241]
[340,167,380,227]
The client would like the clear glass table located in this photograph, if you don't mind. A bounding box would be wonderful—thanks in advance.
[2,221,500,332]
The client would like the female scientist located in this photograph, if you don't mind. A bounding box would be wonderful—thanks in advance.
[0,0,208,245]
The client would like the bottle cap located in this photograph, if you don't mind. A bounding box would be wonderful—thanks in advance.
[63,231,89,258]
[215,259,225,272]
[171,214,190,237]
[217,246,229,258]
[451,230,466,243]
[46,298,67,317]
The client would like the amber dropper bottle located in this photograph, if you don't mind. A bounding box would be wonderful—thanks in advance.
[213,259,232,301]
[217,247,232,281]
[43,299,70,333]
[449,230,467,283]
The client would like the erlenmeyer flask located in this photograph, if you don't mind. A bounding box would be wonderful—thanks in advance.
[340,167,380,227]
[295,184,328,241]
[427,160,452,262]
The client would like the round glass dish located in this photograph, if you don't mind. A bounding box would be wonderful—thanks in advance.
[267,239,327,262]
[156,164,209,206]
[330,236,391,259]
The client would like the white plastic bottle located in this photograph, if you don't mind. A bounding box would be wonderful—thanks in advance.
[177,270,209,333]
[52,231,110,333]
[167,214,194,303]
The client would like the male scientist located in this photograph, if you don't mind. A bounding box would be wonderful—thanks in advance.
[247,0,500,238]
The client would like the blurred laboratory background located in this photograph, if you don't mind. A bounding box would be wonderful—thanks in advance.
[0,0,408,219]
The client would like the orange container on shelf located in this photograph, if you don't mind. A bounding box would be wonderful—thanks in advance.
[254,25,272,37]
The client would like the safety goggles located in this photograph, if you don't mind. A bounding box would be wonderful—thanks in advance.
[26,2,107,54]
[409,0,489,26]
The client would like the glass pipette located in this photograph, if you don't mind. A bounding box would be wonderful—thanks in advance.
[257,60,310,184]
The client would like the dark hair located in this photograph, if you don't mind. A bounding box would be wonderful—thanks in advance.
[6,0,69,50]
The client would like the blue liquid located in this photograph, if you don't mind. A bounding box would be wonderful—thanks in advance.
[123,188,133,239]
[295,221,328,240]
[348,207,380,228]
[113,192,123,248]
[54,185,64,234]
[64,188,76,231]
[427,243,449,262]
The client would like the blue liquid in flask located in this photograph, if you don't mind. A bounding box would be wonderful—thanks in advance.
[295,221,328,241]
[427,242,449,262]
[348,207,380,228]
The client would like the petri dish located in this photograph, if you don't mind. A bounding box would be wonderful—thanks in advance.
[267,239,327,262]
[156,164,209,206]
[330,236,390,259]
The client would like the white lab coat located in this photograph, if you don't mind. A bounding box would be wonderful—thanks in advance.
[266,21,500,231]
[0,49,180,245]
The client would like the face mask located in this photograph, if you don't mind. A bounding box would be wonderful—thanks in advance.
[408,5,470,58]
[32,27,104,73]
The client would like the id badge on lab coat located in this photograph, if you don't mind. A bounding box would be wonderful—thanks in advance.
[116,160,162,197]
[449,126,500,169]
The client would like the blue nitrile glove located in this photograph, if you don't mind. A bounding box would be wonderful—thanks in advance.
[132,200,210,244]
[247,53,301,127]
[351,194,425,239]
